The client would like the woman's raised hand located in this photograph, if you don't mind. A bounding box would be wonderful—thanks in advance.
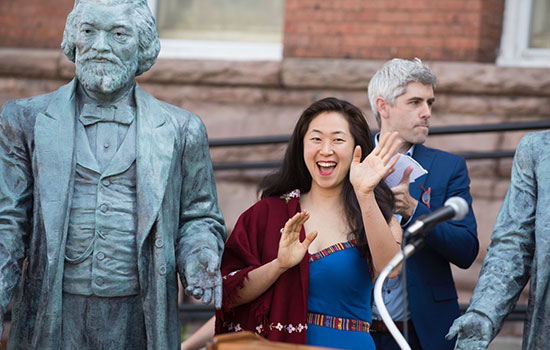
[276,211,318,270]
[350,131,403,195]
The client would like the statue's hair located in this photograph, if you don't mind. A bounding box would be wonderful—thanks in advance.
[367,58,436,126]
[61,0,160,76]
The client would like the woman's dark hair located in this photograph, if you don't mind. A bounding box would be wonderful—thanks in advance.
[259,97,395,263]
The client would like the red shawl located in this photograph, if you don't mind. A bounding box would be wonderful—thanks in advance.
[215,192,310,344]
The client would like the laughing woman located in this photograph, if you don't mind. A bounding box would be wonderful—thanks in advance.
[215,97,402,350]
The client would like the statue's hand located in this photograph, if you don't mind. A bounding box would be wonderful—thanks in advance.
[446,312,493,350]
[183,248,222,309]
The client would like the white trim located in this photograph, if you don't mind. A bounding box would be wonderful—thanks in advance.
[497,0,550,67]
[147,0,283,61]
[158,39,282,61]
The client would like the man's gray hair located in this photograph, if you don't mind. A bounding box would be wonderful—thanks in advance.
[368,58,436,126]
[61,0,160,76]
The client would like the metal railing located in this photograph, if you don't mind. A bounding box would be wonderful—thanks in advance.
[210,120,550,170]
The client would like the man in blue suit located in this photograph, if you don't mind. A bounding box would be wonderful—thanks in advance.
[367,58,479,350]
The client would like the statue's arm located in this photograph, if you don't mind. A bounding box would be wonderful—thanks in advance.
[175,114,226,305]
[0,102,33,338]
[467,135,537,335]
[448,134,538,348]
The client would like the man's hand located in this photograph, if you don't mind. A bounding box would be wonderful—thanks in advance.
[184,248,222,309]
[446,312,493,350]
[391,165,417,221]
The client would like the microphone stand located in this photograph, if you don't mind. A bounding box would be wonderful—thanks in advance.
[373,232,425,350]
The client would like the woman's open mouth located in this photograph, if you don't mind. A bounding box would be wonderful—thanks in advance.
[317,161,336,175]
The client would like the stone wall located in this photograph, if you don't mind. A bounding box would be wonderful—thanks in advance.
[1,48,550,338]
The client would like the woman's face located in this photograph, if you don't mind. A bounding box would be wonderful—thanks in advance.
[303,111,355,192]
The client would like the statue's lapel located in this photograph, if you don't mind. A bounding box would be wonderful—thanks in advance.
[135,86,175,249]
[34,79,77,258]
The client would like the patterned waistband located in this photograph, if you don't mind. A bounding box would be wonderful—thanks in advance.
[307,312,370,333]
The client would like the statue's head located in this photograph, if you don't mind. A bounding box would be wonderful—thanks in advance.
[61,0,160,96]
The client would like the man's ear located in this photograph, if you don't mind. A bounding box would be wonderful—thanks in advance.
[375,97,390,120]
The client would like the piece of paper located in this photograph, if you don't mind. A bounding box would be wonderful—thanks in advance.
[384,154,427,188]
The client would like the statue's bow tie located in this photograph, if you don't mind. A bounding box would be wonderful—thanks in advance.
[79,104,135,126]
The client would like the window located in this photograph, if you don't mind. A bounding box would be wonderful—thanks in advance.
[498,0,550,67]
[147,0,284,61]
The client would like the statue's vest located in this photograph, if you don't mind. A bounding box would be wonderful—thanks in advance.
[63,120,139,297]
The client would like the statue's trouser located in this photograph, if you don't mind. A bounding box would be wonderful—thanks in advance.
[61,293,146,349]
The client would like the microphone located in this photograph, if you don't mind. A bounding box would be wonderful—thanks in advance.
[406,196,469,236]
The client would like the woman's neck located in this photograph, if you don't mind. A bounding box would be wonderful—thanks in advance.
[301,183,343,211]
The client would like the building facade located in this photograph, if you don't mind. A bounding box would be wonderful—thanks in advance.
[1,0,550,346]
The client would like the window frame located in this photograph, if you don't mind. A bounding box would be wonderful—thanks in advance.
[146,0,283,61]
[498,0,550,67]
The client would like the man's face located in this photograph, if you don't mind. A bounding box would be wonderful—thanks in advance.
[74,2,139,96]
[380,82,435,146]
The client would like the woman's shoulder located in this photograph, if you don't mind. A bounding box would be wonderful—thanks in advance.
[240,190,301,219]
[251,190,300,209]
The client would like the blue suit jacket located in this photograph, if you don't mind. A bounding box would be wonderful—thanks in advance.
[405,144,479,350]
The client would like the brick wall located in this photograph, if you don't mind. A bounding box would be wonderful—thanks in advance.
[283,0,505,62]
[0,0,73,49]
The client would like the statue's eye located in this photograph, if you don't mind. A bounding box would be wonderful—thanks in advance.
[113,31,128,41]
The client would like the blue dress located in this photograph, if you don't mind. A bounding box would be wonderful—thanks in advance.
[306,241,375,350]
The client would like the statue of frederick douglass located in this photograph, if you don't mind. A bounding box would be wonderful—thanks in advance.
[0,0,226,348]
[447,130,550,350]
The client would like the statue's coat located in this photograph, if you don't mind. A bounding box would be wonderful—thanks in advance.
[467,130,550,350]
[0,79,226,349]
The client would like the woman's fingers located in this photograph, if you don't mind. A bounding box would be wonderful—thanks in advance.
[282,211,310,240]
[387,153,401,170]
[384,133,403,161]
[302,231,318,249]
[352,145,362,164]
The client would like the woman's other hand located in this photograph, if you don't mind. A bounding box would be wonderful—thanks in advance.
[350,131,402,195]
[276,211,318,270]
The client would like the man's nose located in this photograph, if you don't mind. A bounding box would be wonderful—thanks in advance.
[91,32,110,52]
[420,102,431,119]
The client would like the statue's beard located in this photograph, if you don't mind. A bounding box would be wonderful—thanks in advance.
[75,52,138,95]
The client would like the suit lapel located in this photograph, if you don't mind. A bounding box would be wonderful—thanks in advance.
[410,144,434,201]
[102,120,137,178]
[135,86,176,250]
[34,79,77,260]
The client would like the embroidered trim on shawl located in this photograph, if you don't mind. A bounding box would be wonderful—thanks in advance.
[223,321,307,335]
[222,269,241,280]
[307,312,370,333]
[280,189,300,203]
[309,240,357,262]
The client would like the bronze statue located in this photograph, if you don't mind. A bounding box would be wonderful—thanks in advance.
[447,131,550,349]
[0,0,226,348]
